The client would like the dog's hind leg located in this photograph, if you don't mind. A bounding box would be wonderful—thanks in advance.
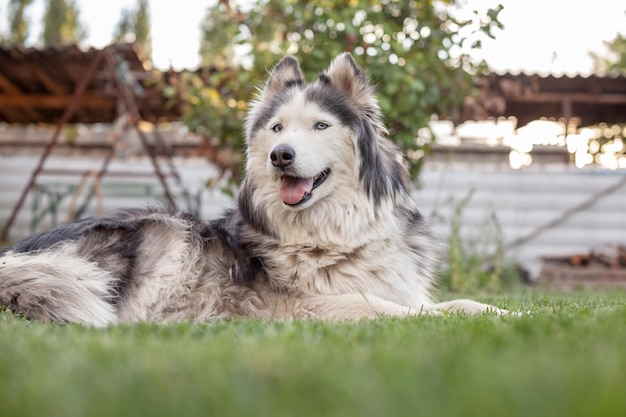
[0,247,118,326]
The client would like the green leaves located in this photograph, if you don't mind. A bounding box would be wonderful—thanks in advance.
[41,0,86,46]
[184,0,504,182]
[591,33,626,76]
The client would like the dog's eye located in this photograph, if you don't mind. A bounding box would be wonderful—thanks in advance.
[314,122,329,130]
[271,123,283,133]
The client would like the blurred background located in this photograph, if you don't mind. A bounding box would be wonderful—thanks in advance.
[0,0,625,290]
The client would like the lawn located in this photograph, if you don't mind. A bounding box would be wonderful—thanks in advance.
[1,289,625,417]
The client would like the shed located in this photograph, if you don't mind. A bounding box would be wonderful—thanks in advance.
[0,43,184,241]
[0,43,181,124]
[464,72,626,127]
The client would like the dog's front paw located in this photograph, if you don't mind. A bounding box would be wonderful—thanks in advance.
[432,299,519,316]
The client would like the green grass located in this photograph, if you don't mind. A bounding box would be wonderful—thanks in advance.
[1,290,626,417]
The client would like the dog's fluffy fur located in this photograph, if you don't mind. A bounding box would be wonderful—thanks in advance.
[0,54,507,325]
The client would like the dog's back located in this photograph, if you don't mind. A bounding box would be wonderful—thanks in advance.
[0,208,251,325]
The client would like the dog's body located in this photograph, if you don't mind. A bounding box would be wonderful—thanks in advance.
[0,54,506,326]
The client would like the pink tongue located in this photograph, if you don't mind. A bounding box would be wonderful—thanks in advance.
[280,176,314,205]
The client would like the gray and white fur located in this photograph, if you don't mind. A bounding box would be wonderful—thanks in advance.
[0,54,507,326]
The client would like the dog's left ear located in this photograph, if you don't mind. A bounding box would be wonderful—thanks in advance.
[262,56,304,101]
[325,53,375,104]
[326,53,405,205]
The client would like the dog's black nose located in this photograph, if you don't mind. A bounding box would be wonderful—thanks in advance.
[270,145,295,168]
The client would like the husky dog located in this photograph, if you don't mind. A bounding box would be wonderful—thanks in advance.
[0,54,507,326]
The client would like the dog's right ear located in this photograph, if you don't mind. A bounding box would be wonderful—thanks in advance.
[261,56,304,100]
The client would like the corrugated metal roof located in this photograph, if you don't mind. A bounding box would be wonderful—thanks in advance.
[464,71,626,126]
[492,69,626,80]
[485,71,626,94]
[0,43,181,125]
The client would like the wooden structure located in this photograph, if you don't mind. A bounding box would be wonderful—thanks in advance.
[0,43,184,241]
[540,245,626,289]
[0,43,181,124]
[463,72,626,127]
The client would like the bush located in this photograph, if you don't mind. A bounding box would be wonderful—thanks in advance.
[177,0,503,180]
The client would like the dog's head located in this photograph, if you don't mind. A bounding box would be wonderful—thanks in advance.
[240,54,409,234]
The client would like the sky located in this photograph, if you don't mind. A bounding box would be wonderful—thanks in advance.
[0,0,625,74]
[472,0,626,75]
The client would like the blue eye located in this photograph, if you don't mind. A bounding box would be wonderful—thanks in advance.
[271,123,283,132]
[315,121,329,130]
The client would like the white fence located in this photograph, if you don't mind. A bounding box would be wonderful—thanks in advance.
[1,149,625,279]
[419,155,626,277]
[0,154,233,240]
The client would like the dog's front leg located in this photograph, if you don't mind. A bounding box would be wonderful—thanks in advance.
[429,299,512,315]
[295,293,432,320]
[295,296,514,319]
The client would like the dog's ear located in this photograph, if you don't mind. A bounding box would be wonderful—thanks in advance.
[262,56,304,100]
[246,56,303,140]
[325,53,374,104]
[326,54,407,206]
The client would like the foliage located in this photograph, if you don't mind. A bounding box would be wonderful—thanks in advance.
[591,32,626,76]
[1,290,626,417]
[198,2,241,69]
[579,122,626,170]
[133,0,151,55]
[441,189,520,292]
[41,0,86,46]
[171,67,256,184]
[113,0,153,58]
[7,0,34,45]
[184,0,504,180]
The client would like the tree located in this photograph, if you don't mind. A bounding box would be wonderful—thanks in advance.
[113,8,134,43]
[586,30,626,171]
[113,0,153,58]
[41,0,86,46]
[185,0,503,180]
[8,0,34,45]
[133,0,151,56]
[198,1,242,69]
[591,33,626,76]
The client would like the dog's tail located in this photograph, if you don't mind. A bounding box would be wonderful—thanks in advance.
[0,247,118,326]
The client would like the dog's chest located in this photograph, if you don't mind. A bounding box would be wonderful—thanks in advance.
[268,243,352,273]
[267,240,427,306]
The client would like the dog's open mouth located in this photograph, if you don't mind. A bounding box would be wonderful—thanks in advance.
[280,168,330,206]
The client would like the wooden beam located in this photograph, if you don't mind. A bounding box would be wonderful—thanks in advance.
[0,94,115,108]
[32,66,69,94]
[0,72,20,93]
[562,97,572,124]
[0,106,24,123]
[0,49,108,242]
[0,74,50,121]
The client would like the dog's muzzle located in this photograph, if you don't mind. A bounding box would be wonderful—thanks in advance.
[279,169,330,206]
[270,144,330,206]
